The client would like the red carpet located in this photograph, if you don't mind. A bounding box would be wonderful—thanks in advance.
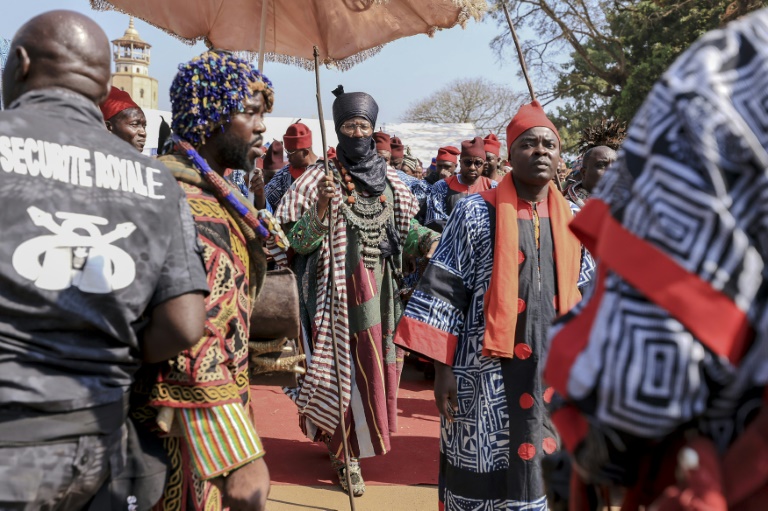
[250,365,440,486]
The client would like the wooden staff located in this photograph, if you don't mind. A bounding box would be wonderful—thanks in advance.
[312,45,357,511]
[258,0,268,72]
[501,1,536,102]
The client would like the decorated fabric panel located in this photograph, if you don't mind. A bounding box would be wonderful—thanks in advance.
[424,176,496,232]
[264,164,292,211]
[396,194,556,508]
[546,9,768,474]
[569,201,596,289]
[274,163,417,438]
[150,181,251,409]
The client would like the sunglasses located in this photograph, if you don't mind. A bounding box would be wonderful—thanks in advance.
[461,159,485,168]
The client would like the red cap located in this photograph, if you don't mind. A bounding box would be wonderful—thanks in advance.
[100,86,140,121]
[283,123,312,151]
[390,136,404,158]
[483,133,501,156]
[263,140,285,171]
[374,131,391,152]
[461,137,486,160]
[505,100,560,153]
[436,146,460,164]
[327,146,337,160]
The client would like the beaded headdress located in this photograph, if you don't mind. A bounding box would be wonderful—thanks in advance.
[170,50,274,146]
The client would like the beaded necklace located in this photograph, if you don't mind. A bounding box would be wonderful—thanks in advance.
[335,160,392,269]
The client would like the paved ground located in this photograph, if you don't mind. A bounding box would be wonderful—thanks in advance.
[267,484,438,511]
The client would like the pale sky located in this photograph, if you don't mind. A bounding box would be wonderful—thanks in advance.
[2,1,528,126]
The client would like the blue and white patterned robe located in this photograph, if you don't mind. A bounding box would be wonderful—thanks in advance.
[396,188,586,510]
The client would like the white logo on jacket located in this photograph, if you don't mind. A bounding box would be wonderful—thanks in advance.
[12,206,136,293]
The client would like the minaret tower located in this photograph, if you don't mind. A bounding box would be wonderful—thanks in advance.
[110,17,158,110]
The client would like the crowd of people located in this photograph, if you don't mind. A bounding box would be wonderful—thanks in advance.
[1,7,768,511]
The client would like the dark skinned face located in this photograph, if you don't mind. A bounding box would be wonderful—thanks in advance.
[377,149,391,164]
[459,155,484,185]
[509,127,560,192]
[106,107,147,152]
[288,148,314,169]
[391,156,403,169]
[435,160,456,178]
[582,146,617,192]
[206,94,266,172]
[483,151,499,177]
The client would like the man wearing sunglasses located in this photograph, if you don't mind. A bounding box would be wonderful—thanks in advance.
[424,136,496,232]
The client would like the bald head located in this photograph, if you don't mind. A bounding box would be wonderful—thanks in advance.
[2,10,111,108]
[582,145,617,193]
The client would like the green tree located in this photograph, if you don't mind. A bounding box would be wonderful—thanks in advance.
[489,0,768,152]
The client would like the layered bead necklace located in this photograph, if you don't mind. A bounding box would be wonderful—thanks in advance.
[336,162,392,269]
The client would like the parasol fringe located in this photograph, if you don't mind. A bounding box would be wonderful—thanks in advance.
[90,0,201,47]
[235,46,386,72]
[91,0,486,71]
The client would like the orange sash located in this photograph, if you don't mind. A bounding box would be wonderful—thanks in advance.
[482,174,582,358]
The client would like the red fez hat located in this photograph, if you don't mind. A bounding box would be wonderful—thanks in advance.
[436,146,460,164]
[263,140,285,171]
[483,133,501,156]
[374,131,391,152]
[505,100,560,153]
[283,123,312,151]
[461,136,486,160]
[390,136,404,159]
[100,86,141,121]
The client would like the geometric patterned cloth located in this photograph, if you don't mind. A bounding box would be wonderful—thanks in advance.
[424,175,496,231]
[395,189,584,510]
[144,154,264,510]
[545,8,768,487]
[273,163,418,441]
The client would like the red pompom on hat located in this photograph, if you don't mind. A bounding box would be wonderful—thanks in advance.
[390,136,404,158]
[283,122,312,151]
[100,86,140,121]
[461,136,486,159]
[263,140,285,171]
[484,133,501,156]
[436,146,460,164]
[505,100,560,153]
[373,131,391,152]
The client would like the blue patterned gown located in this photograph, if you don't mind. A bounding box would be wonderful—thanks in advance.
[395,189,582,511]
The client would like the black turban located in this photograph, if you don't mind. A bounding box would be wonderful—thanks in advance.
[332,85,379,131]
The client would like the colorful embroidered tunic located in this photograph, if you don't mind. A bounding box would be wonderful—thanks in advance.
[143,154,265,511]
[395,189,582,510]
[273,163,435,458]
[425,175,496,231]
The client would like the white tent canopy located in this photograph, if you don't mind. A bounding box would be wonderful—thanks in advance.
[142,111,477,167]
[378,122,478,165]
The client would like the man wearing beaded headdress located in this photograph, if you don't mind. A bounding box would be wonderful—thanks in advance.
[395,101,588,510]
[273,85,440,496]
[139,50,283,511]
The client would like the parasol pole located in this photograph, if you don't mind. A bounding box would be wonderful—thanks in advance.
[258,0,268,71]
[501,1,536,103]
[313,45,357,511]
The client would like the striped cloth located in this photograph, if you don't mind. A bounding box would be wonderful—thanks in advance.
[273,163,418,437]
[177,403,265,479]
